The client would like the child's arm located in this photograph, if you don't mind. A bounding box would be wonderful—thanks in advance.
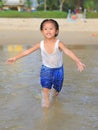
[59,42,85,72]
[7,43,40,64]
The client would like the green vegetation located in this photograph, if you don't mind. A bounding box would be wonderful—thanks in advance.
[0,1,3,8]
[0,11,67,18]
[0,0,98,18]
[0,10,98,18]
[38,0,98,12]
[86,12,98,18]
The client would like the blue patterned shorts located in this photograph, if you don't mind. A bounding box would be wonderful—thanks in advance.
[40,65,64,92]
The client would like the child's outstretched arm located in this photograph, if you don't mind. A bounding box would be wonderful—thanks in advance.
[7,43,40,64]
[59,42,85,72]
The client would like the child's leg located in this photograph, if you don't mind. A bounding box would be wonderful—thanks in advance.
[41,88,50,108]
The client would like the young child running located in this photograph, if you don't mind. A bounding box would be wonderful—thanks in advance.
[7,19,85,108]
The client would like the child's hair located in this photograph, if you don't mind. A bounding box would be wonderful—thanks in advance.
[40,19,59,37]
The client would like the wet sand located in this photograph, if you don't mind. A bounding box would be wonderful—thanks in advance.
[0,18,98,45]
[0,43,98,130]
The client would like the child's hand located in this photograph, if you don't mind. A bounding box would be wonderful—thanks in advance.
[7,57,16,64]
[77,61,86,72]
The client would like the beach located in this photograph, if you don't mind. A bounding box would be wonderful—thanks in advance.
[0,18,98,45]
[0,18,98,130]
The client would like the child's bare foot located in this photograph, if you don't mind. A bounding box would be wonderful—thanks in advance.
[50,89,59,97]
[54,91,59,96]
[42,98,50,108]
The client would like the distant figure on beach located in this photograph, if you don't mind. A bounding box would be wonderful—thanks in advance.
[83,9,87,22]
[7,19,85,108]
[67,9,77,22]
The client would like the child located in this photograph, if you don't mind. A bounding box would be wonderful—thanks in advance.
[7,19,85,108]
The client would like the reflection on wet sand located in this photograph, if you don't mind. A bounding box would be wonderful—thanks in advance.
[0,44,98,130]
[41,98,73,130]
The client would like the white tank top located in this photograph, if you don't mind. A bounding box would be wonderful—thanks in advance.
[40,39,63,68]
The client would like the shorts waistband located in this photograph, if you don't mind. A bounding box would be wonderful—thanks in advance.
[42,65,63,70]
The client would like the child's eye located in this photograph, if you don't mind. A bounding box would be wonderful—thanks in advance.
[44,28,47,30]
[50,28,53,30]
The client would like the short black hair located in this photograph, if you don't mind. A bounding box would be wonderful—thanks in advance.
[40,19,59,37]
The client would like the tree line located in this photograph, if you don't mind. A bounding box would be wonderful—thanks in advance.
[38,0,98,12]
[0,0,98,12]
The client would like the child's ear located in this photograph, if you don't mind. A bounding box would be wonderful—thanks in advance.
[40,30,43,32]
[55,30,59,36]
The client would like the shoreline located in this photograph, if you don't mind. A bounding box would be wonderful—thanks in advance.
[0,18,98,45]
[0,18,98,31]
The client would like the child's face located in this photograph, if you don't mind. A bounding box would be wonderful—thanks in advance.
[41,22,58,39]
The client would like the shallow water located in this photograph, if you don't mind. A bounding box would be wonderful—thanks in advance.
[0,44,98,130]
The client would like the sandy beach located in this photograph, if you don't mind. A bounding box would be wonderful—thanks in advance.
[0,18,98,45]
